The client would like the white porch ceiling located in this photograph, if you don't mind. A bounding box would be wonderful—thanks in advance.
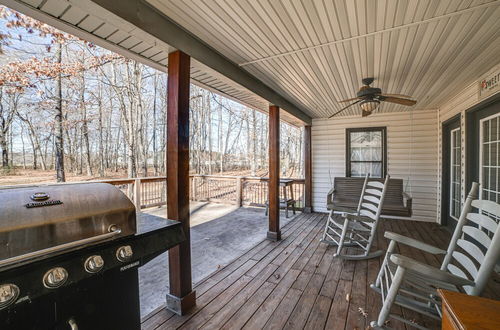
[3,0,500,122]
[148,0,500,118]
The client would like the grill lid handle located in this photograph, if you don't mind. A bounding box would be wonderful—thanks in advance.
[0,226,122,270]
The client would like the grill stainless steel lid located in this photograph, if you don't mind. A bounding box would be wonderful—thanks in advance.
[0,183,136,267]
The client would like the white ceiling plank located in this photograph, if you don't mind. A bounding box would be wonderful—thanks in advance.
[118,35,141,49]
[40,0,69,17]
[394,0,409,27]
[424,8,500,108]
[77,15,103,32]
[59,5,87,25]
[20,0,43,7]
[93,23,117,39]
[106,29,129,44]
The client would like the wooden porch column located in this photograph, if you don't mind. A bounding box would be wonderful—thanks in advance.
[166,50,196,315]
[267,105,281,241]
[304,125,312,213]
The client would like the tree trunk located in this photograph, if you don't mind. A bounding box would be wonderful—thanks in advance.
[0,88,16,168]
[98,82,105,177]
[20,125,26,169]
[218,97,223,173]
[80,67,93,176]
[54,43,66,182]
[0,136,7,168]
[152,71,158,175]
[251,109,257,175]
[207,92,212,174]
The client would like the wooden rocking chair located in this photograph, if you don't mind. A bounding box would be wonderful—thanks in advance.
[370,182,500,329]
[321,174,390,260]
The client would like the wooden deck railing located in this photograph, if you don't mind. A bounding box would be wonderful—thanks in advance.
[97,175,305,210]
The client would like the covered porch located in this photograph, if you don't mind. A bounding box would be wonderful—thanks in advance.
[141,213,500,329]
[1,0,499,329]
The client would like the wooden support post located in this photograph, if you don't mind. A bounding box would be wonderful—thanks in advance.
[304,125,312,213]
[134,178,141,211]
[236,176,243,206]
[267,105,281,241]
[191,176,196,201]
[165,50,196,315]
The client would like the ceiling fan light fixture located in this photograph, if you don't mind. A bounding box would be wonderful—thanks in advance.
[359,99,380,112]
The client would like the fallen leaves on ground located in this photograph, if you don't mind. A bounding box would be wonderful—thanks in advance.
[358,307,368,318]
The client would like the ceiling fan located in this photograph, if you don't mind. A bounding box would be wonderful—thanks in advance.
[329,77,417,118]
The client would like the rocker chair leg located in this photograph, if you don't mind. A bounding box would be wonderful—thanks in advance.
[338,249,384,260]
[333,217,349,257]
[370,266,406,329]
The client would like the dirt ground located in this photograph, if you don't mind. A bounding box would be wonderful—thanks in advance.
[0,168,128,186]
[0,167,300,186]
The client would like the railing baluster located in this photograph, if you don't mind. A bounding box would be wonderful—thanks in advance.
[96,175,304,210]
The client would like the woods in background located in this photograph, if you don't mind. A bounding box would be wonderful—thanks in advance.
[0,6,303,182]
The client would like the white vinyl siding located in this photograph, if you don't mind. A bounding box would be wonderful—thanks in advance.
[312,109,438,222]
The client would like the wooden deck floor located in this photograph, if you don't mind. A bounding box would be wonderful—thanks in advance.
[141,213,500,330]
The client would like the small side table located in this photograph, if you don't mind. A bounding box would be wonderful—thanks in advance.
[265,179,296,218]
[438,289,500,329]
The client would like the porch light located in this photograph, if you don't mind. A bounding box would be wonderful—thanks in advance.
[359,99,380,112]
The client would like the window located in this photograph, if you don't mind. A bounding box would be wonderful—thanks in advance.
[480,113,499,204]
[346,127,387,178]
[450,128,461,220]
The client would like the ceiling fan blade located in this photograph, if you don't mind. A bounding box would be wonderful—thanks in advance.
[378,93,414,99]
[382,96,417,106]
[329,100,361,118]
[338,97,360,103]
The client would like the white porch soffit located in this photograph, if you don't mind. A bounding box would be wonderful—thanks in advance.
[1,0,308,126]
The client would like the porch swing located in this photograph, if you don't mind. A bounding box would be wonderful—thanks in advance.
[326,96,416,219]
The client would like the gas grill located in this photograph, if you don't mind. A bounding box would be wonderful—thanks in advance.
[0,183,185,330]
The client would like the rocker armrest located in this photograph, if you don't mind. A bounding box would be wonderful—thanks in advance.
[384,231,446,255]
[343,213,375,222]
[390,254,474,287]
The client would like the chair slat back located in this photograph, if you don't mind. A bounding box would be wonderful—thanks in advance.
[357,175,390,223]
[441,183,500,295]
[355,174,370,214]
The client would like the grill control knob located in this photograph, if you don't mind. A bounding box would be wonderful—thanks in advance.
[0,284,20,310]
[84,255,104,273]
[43,267,68,288]
[116,245,133,262]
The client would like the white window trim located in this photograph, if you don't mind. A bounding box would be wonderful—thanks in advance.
[479,112,500,202]
[450,127,461,221]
